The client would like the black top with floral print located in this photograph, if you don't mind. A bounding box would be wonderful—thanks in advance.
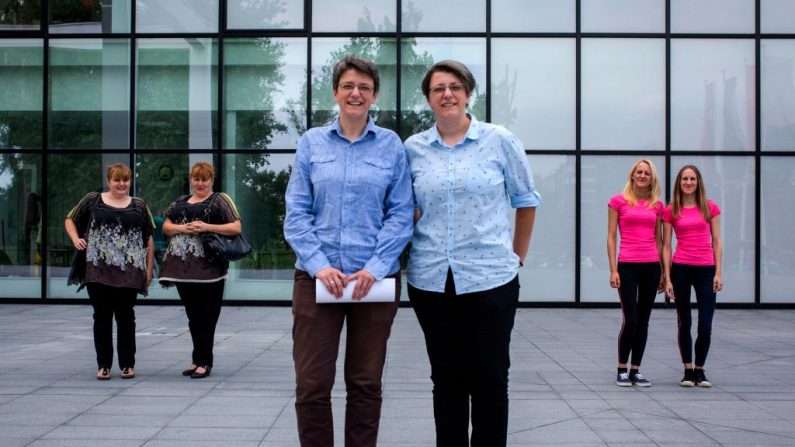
[67,192,155,295]
[158,192,240,286]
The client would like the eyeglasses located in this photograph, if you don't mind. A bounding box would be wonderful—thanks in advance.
[430,83,466,96]
[338,83,374,95]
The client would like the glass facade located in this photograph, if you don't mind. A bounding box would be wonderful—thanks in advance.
[0,1,792,304]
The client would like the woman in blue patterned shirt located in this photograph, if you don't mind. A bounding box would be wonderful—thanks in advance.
[405,60,542,446]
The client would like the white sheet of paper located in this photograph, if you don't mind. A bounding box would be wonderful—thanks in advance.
[315,278,396,303]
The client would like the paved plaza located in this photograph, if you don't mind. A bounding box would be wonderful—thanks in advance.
[1,303,794,446]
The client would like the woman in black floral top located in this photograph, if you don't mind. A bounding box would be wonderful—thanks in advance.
[159,161,242,379]
[65,163,155,381]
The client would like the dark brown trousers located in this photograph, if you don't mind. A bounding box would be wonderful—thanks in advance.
[292,269,400,447]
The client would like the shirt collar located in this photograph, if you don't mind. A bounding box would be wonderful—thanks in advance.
[330,116,377,142]
[431,113,481,147]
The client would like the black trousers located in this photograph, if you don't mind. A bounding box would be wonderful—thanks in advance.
[409,270,519,447]
[176,280,225,367]
[671,263,717,366]
[86,283,137,370]
[616,262,661,366]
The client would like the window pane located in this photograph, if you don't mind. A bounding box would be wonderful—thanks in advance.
[313,0,395,32]
[402,0,484,32]
[762,0,795,33]
[0,39,42,149]
[400,38,486,140]
[47,153,128,299]
[580,155,665,303]
[761,157,795,303]
[671,0,754,33]
[761,40,795,151]
[0,154,42,298]
[310,38,396,131]
[49,39,130,150]
[671,39,755,151]
[670,156,754,303]
[582,39,665,150]
[519,155,575,302]
[224,38,306,150]
[49,0,131,33]
[134,153,214,300]
[136,38,218,150]
[492,0,574,32]
[0,0,40,30]
[227,0,303,30]
[491,38,574,150]
[223,153,294,300]
[581,0,664,33]
[136,0,218,33]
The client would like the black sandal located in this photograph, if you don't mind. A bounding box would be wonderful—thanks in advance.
[121,367,135,379]
[190,365,212,379]
[182,364,198,376]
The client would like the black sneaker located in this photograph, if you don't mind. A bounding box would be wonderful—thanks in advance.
[695,369,712,388]
[616,371,631,387]
[679,369,695,387]
[631,372,651,387]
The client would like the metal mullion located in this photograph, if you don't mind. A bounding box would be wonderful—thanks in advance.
[754,0,762,305]
[665,0,671,205]
[305,0,313,131]
[485,0,491,123]
[216,0,226,189]
[40,0,50,302]
[574,0,581,304]
[395,0,402,135]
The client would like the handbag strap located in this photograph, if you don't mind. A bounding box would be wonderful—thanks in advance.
[202,192,220,224]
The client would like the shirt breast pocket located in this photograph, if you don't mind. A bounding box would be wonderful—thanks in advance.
[361,157,393,189]
[309,153,337,184]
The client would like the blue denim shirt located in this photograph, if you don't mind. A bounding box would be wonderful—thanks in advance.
[405,116,542,293]
[284,117,414,280]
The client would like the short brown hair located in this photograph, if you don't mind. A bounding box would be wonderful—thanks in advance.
[190,161,214,181]
[421,59,476,99]
[332,55,380,95]
[106,163,131,181]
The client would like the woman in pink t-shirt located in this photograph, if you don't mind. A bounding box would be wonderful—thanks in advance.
[607,159,664,387]
[663,165,723,388]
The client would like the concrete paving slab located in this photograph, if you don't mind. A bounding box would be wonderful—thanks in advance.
[1,304,794,446]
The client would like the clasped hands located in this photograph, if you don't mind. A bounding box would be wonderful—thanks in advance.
[316,268,375,301]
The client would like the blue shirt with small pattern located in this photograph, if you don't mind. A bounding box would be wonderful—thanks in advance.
[405,115,541,294]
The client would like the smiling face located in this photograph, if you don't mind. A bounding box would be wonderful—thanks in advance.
[426,71,470,122]
[632,162,652,191]
[191,175,213,198]
[679,167,699,196]
[106,176,130,197]
[333,69,377,122]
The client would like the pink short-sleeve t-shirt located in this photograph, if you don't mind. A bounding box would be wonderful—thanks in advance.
[608,194,663,263]
[662,200,720,266]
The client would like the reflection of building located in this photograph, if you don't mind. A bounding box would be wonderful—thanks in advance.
[0,2,794,303]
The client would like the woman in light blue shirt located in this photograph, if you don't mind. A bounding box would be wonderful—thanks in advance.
[405,60,541,447]
[283,55,413,447]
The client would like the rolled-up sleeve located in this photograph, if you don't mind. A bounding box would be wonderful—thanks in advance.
[500,131,542,209]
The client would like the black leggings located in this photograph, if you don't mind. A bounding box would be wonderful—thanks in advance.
[176,280,225,367]
[617,262,661,366]
[671,263,717,366]
[86,283,137,370]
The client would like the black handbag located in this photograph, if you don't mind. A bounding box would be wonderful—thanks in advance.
[200,193,252,262]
